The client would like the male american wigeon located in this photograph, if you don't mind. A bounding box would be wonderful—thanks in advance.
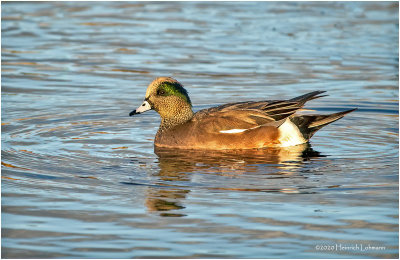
[129,77,356,150]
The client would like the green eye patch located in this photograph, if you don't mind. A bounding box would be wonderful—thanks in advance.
[159,82,192,106]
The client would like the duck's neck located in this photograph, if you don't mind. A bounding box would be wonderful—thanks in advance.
[159,106,194,131]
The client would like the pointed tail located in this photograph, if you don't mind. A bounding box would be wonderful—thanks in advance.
[291,108,357,140]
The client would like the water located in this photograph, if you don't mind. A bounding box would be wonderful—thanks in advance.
[1,1,398,258]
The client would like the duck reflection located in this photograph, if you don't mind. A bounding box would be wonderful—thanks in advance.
[143,144,324,216]
[155,143,323,174]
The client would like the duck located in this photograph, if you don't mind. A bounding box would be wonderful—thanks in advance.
[129,77,356,150]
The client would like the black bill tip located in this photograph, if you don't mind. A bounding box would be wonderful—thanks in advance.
[129,110,138,116]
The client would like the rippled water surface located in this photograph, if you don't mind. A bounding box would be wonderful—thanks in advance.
[2,1,399,258]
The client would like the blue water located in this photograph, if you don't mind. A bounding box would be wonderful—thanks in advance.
[2,1,398,258]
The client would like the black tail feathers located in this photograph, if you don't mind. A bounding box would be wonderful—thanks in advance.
[291,108,357,140]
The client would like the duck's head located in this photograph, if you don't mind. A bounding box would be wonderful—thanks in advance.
[129,77,193,127]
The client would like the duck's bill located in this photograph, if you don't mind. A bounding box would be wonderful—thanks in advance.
[129,100,151,116]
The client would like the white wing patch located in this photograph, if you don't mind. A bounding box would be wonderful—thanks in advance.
[219,125,262,134]
[278,119,307,147]
[219,129,247,134]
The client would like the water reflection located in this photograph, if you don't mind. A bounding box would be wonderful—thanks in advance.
[2,1,397,257]
[139,144,324,215]
[155,143,323,173]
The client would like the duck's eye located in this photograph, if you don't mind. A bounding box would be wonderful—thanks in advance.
[157,89,166,96]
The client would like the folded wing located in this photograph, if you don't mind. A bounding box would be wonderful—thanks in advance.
[193,91,326,133]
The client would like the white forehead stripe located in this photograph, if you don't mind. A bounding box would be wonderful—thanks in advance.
[219,129,247,134]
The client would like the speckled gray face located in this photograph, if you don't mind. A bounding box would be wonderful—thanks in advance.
[129,100,151,116]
